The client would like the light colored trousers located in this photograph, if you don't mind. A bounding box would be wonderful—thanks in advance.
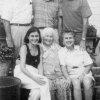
[14,64,51,100]
[11,25,31,56]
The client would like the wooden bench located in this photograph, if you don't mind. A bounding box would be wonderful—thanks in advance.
[7,67,100,100]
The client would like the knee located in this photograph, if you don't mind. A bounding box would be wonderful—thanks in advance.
[83,77,93,90]
[43,76,49,84]
[72,79,81,90]
[29,89,40,97]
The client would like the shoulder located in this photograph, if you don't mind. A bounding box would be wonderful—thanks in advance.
[58,47,66,55]
[74,45,80,50]
[21,45,27,50]
[74,45,85,53]
[58,47,67,62]
[74,45,90,56]
[20,45,27,54]
[52,43,61,51]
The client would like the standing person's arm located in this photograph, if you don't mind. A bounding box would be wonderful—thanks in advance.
[1,0,14,47]
[57,2,63,45]
[58,10,63,36]
[80,17,88,50]
[80,0,92,50]
[31,0,35,25]
[2,19,14,47]
[38,46,44,75]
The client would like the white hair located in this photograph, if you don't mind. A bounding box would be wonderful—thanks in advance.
[41,27,59,43]
[42,27,55,38]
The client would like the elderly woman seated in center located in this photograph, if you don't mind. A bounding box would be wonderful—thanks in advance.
[41,27,71,100]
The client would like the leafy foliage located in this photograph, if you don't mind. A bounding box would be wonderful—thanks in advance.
[0,45,15,63]
[86,25,97,38]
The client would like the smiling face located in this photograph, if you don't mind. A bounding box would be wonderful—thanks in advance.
[28,32,39,45]
[43,33,54,47]
[63,32,74,48]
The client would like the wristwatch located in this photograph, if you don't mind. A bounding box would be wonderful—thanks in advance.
[82,37,86,41]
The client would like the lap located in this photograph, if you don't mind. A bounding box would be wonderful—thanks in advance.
[48,76,70,91]
[71,76,93,88]
[14,64,48,89]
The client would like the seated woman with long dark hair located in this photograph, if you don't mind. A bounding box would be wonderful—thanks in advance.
[14,27,51,100]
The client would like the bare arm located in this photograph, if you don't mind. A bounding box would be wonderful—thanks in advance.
[20,45,45,85]
[38,47,44,75]
[31,0,35,25]
[61,65,71,87]
[78,63,93,80]
[2,19,14,47]
[82,17,88,39]
[84,64,93,74]
[80,17,88,50]
[58,3,63,37]
[61,65,69,79]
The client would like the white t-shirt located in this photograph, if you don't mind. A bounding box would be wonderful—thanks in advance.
[1,0,32,24]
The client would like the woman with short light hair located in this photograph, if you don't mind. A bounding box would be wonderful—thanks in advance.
[41,27,71,100]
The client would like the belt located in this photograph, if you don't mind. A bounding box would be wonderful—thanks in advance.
[37,27,46,29]
[72,66,78,69]
[37,27,57,29]
[10,23,31,26]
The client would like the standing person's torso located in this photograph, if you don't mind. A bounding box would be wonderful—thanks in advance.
[2,0,32,24]
[62,0,83,32]
[33,0,59,28]
[62,0,93,33]
[26,44,40,69]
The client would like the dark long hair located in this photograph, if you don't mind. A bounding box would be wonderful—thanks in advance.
[24,27,41,44]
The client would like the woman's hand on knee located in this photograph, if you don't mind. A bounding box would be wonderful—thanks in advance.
[78,72,85,81]
[34,77,46,85]
[65,77,71,89]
